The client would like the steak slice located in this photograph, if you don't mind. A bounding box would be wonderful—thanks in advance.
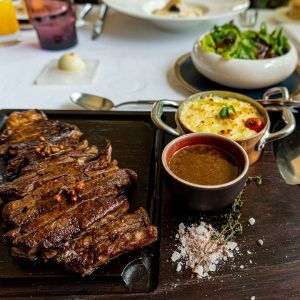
[60,208,157,277]
[0,142,113,202]
[5,119,83,156]
[2,160,120,225]
[4,140,98,181]
[7,195,129,260]
[4,168,136,228]
[0,110,47,155]
[43,201,130,261]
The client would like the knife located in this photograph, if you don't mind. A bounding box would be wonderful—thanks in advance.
[92,3,108,40]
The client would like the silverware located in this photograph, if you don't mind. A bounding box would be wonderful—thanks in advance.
[70,92,156,110]
[76,3,93,27]
[239,9,258,28]
[92,2,108,40]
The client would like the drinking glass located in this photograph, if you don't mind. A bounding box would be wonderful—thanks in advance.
[25,0,77,50]
[0,0,22,45]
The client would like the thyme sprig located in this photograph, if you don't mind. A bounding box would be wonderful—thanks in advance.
[198,175,263,265]
[220,175,262,242]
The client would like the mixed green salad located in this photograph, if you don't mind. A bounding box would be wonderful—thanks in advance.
[200,21,290,60]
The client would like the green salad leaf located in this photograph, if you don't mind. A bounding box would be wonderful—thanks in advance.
[200,21,290,60]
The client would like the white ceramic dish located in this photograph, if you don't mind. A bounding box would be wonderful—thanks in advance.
[103,0,250,31]
[273,6,300,25]
[191,35,299,89]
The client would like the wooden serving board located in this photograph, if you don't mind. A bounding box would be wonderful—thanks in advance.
[0,110,299,299]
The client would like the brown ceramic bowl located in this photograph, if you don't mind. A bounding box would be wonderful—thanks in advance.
[162,133,249,211]
[152,89,295,165]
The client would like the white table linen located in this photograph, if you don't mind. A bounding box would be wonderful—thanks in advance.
[0,8,299,110]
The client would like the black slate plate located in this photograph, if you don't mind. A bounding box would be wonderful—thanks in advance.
[0,110,164,297]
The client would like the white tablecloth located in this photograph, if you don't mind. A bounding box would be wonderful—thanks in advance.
[0,8,298,110]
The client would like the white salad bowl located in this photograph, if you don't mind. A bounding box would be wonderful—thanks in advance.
[191,35,298,89]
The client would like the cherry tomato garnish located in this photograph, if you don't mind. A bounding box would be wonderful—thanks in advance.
[244,118,265,133]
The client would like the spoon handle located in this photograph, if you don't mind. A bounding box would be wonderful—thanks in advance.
[114,100,156,108]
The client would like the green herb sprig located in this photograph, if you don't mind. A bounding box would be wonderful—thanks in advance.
[219,105,236,119]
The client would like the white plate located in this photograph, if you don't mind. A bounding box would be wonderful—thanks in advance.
[35,59,100,85]
[104,0,250,31]
[273,6,300,24]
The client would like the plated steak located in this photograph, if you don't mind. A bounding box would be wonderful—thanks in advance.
[0,110,157,277]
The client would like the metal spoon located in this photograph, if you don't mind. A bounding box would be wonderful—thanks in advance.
[70,92,156,111]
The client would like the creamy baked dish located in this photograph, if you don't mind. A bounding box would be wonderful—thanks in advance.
[179,96,265,141]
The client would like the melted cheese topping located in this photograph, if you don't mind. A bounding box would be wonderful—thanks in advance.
[179,96,264,141]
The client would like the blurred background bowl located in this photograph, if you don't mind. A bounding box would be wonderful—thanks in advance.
[104,0,250,31]
[191,35,298,89]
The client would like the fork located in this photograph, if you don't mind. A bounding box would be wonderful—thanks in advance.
[239,9,258,28]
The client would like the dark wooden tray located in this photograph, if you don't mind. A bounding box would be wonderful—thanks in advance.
[0,110,164,297]
[1,110,300,299]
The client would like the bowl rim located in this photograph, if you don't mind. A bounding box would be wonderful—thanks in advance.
[176,90,270,142]
[194,32,296,62]
[162,132,249,190]
[104,0,250,22]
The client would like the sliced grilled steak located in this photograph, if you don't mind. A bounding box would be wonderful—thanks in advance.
[4,168,136,227]
[0,110,47,155]
[0,142,113,202]
[1,110,157,277]
[2,160,119,225]
[7,195,129,260]
[43,201,130,261]
[4,119,83,156]
[60,208,157,277]
[4,140,98,181]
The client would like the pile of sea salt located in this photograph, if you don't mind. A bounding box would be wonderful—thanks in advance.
[171,222,238,278]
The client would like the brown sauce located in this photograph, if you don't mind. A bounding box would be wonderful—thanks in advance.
[169,144,239,185]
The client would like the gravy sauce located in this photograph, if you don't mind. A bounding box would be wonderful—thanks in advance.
[169,144,239,185]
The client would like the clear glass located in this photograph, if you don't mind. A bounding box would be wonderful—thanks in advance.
[0,0,22,45]
[25,0,77,50]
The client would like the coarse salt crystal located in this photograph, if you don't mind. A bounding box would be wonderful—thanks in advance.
[227,241,237,250]
[240,265,244,269]
[195,225,208,235]
[176,262,182,272]
[251,297,255,300]
[208,253,218,264]
[194,265,204,277]
[248,218,255,225]
[171,251,181,262]
[249,260,252,264]
[247,250,252,255]
[209,264,216,272]
[257,239,264,246]
[171,221,238,280]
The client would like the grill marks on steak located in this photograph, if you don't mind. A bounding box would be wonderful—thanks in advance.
[4,140,98,181]
[9,195,129,258]
[1,110,157,276]
[0,143,113,202]
[4,168,135,228]
[61,208,157,276]
[6,120,83,155]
